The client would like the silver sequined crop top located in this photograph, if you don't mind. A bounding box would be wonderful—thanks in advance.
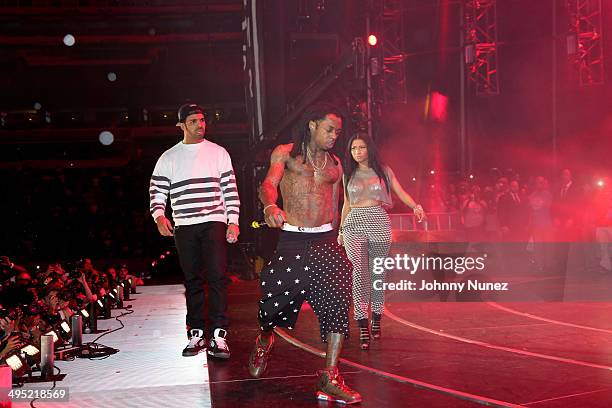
[347,167,392,207]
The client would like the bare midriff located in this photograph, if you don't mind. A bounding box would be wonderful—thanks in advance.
[350,199,384,208]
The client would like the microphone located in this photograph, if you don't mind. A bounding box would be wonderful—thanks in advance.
[251,220,268,229]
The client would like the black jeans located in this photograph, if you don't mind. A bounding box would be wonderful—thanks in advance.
[174,221,229,335]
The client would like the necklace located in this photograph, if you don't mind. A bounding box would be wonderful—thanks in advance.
[306,148,328,175]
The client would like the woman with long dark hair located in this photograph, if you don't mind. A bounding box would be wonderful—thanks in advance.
[339,132,425,350]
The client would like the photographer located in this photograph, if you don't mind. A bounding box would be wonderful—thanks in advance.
[0,333,24,362]
[0,256,28,277]
[43,285,73,321]
[118,264,143,287]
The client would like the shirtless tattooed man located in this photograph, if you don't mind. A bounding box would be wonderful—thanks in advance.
[247,103,361,404]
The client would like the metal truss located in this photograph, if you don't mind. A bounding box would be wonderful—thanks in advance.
[379,0,408,104]
[463,0,499,95]
[567,0,604,86]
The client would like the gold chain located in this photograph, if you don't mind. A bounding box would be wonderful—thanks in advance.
[307,148,328,173]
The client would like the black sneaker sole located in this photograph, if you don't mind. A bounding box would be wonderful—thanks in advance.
[182,348,206,357]
[207,350,230,359]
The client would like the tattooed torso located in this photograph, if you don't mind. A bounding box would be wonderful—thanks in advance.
[266,143,341,227]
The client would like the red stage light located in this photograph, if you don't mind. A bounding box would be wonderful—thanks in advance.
[430,91,449,122]
[367,35,377,46]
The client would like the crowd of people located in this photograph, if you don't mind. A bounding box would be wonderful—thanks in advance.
[0,256,143,364]
[418,170,611,245]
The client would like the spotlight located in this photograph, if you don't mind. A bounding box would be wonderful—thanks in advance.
[44,330,60,344]
[99,130,114,146]
[429,91,448,122]
[107,72,117,82]
[412,177,417,182]
[60,321,71,336]
[122,280,131,301]
[46,321,72,344]
[33,102,42,110]
[430,170,435,175]
[84,302,98,333]
[96,297,111,320]
[367,34,378,46]
[469,174,474,179]
[21,343,41,367]
[21,344,40,358]
[5,353,29,378]
[597,179,604,187]
[63,34,76,47]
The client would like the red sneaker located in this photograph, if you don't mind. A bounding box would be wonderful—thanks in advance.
[315,367,362,404]
[248,334,274,378]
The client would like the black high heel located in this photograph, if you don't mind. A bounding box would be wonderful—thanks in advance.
[371,314,381,339]
[358,319,370,350]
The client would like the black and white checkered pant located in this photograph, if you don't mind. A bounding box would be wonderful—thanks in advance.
[343,206,392,320]
[257,230,352,342]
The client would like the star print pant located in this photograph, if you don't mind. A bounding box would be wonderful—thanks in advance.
[257,230,352,342]
[342,206,392,320]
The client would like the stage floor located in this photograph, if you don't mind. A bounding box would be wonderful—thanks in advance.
[12,282,612,407]
[13,285,211,408]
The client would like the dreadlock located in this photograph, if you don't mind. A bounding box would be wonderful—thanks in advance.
[289,102,344,164]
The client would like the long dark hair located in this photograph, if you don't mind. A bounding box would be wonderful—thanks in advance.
[344,132,390,195]
[290,102,343,164]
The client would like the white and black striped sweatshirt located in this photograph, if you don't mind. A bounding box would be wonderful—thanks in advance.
[149,139,240,226]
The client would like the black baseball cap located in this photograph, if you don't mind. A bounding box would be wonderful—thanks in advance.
[177,103,204,124]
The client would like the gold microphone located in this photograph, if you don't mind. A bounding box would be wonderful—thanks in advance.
[251,220,267,229]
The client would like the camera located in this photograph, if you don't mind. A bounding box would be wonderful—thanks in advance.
[0,307,18,320]
[64,259,85,280]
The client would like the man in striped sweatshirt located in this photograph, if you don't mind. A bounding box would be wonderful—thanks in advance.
[149,103,240,359]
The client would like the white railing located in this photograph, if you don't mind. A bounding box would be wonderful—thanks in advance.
[389,212,460,232]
